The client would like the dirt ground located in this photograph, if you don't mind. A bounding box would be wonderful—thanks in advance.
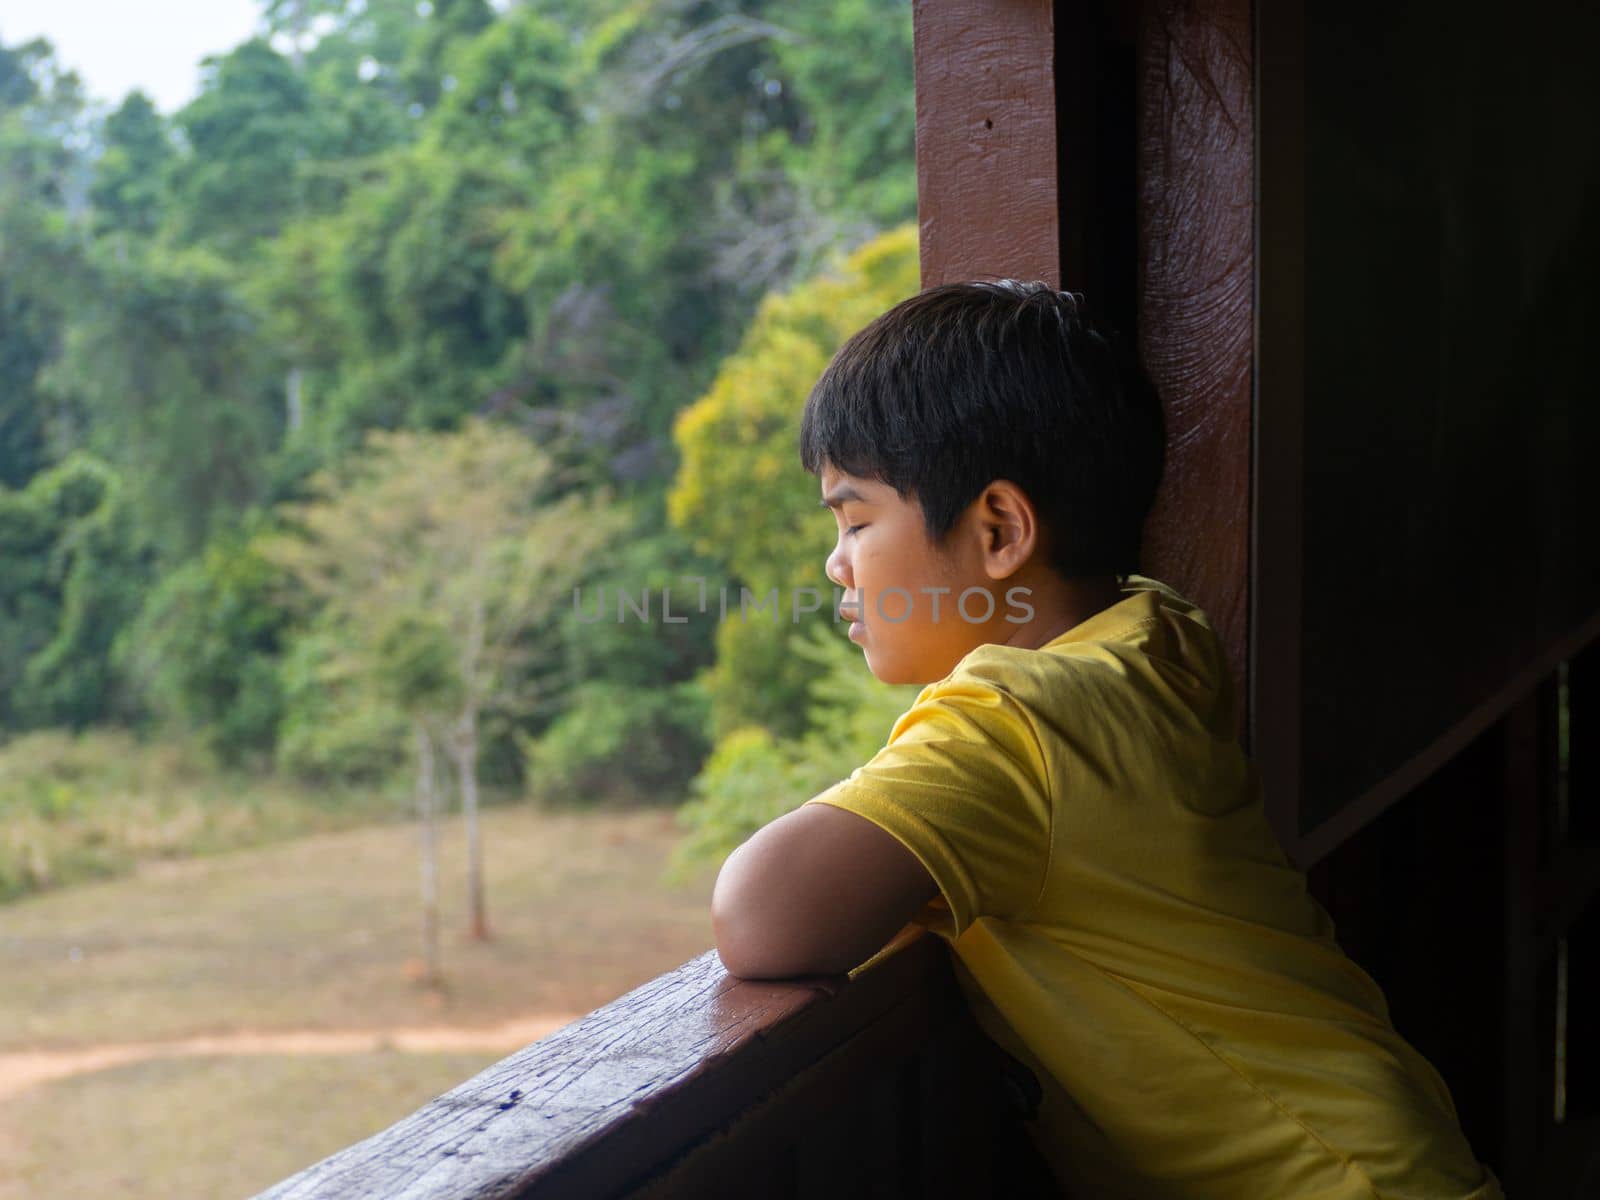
[0,803,723,1199]
[0,1013,583,1104]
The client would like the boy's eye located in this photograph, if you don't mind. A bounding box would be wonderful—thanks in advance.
[845,524,865,536]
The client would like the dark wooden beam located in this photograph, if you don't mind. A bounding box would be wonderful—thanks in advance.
[252,936,1052,1199]
[912,0,1064,291]
[1250,0,1305,852]
[1292,611,1600,869]
[1134,0,1255,741]
[913,0,1256,738]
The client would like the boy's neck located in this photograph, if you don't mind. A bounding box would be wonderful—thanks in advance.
[1000,572,1129,652]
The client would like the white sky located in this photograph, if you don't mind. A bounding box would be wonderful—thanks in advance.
[1,0,265,114]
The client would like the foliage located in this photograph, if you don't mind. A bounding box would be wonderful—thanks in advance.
[284,140,536,446]
[769,0,917,229]
[168,39,327,251]
[486,0,918,472]
[548,503,723,688]
[259,417,631,772]
[0,0,921,874]
[90,92,175,238]
[663,620,917,880]
[115,523,292,765]
[0,197,68,489]
[520,677,711,809]
[42,241,284,560]
[667,224,919,740]
[668,223,919,589]
[272,620,411,782]
[694,610,818,742]
[0,37,88,490]
[0,454,153,730]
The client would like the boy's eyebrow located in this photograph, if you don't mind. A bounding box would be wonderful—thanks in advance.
[819,484,872,510]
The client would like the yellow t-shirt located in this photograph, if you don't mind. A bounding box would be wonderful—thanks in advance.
[802,575,1502,1199]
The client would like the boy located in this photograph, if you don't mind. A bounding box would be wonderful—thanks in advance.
[710,281,1503,1198]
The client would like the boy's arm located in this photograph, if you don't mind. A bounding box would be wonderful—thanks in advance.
[712,802,940,980]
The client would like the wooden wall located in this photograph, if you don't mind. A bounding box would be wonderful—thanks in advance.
[912,0,1600,1193]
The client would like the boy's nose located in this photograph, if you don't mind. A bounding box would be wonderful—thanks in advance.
[825,545,851,590]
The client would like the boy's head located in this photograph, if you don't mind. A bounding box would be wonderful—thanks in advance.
[800,280,1165,683]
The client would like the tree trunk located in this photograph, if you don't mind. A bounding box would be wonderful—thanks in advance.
[414,720,443,987]
[285,365,305,434]
[455,710,490,941]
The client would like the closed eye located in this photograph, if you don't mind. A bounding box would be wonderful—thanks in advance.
[845,525,865,536]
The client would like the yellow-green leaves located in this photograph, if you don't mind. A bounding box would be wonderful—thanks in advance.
[667,224,919,597]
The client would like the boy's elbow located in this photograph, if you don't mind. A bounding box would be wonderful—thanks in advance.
[714,917,823,980]
[712,877,779,979]
[711,846,813,979]
[713,916,771,980]
[710,875,751,976]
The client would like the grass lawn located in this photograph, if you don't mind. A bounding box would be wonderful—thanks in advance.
[0,802,722,1198]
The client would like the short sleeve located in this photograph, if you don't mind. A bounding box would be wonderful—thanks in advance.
[801,662,1053,941]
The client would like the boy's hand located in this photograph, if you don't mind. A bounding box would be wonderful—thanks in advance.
[711,804,940,981]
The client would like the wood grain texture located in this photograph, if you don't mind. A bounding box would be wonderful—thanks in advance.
[1133,0,1254,737]
[914,0,1255,738]
[913,0,1061,289]
[252,934,1046,1199]
[253,949,830,1198]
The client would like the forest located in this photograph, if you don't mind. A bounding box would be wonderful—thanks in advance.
[0,0,927,913]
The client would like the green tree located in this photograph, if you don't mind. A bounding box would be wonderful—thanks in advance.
[42,242,283,560]
[667,224,919,740]
[260,417,630,947]
[253,138,534,459]
[430,4,578,162]
[770,0,916,228]
[168,39,326,252]
[90,92,173,238]
[248,0,918,496]
[399,0,496,112]
[273,618,410,781]
[519,510,720,807]
[0,185,73,490]
[0,0,926,798]
[0,455,152,730]
[665,619,916,878]
[489,0,915,480]
[0,34,89,489]
[115,522,291,764]
[266,0,427,176]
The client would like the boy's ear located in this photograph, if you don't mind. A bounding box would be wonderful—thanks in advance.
[975,480,1039,578]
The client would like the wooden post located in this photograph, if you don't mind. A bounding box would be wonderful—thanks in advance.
[913,0,1255,734]
[912,0,1065,291]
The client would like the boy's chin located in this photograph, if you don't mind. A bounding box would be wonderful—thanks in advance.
[861,647,937,688]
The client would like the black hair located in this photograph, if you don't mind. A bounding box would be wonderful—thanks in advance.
[798,280,1166,579]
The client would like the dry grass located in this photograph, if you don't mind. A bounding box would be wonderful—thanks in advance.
[0,729,403,904]
[0,803,722,1199]
[1,804,717,1049]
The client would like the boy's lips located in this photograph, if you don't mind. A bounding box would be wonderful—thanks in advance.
[839,600,866,642]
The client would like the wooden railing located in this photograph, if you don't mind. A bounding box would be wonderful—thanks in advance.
[254,930,1060,1199]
